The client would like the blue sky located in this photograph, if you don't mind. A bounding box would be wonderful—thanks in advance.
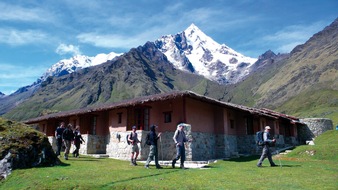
[0,0,337,95]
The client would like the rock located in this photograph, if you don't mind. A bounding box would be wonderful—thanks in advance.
[0,118,60,181]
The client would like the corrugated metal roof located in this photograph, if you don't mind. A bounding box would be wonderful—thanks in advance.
[24,90,300,124]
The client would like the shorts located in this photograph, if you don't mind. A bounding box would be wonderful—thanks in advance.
[131,144,139,153]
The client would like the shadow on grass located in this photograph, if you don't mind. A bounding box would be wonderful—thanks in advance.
[257,164,301,168]
[224,156,302,167]
[100,169,180,188]
[226,155,260,162]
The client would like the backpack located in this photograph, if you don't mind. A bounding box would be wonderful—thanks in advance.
[145,133,151,146]
[63,128,74,140]
[126,132,132,145]
[256,131,265,146]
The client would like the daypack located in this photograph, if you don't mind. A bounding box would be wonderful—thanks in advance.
[256,131,265,146]
[126,132,132,145]
[62,128,74,140]
[145,133,151,146]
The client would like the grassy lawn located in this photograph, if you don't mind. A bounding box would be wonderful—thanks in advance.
[1,131,338,190]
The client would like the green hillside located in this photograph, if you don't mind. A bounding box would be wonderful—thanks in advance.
[286,130,338,161]
[228,18,338,126]
[2,43,228,121]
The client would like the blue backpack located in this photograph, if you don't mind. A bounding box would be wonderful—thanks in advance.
[256,131,265,146]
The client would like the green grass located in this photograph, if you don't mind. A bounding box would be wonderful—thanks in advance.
[1,130,338,190]
[1,155,337,190]
[286,130,338,161]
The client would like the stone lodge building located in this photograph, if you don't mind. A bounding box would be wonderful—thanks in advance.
[25,91,304,161]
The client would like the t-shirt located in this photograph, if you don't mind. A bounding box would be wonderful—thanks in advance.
[55,127,65,139]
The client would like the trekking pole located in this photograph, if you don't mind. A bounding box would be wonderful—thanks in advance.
[160,136,163,165]
[276,149,282,168]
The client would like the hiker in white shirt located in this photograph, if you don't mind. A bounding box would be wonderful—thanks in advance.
[172,123,191,169]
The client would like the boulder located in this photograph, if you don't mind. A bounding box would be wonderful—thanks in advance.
[0,118,60,180]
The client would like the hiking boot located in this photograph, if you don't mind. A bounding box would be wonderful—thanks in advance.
[172,160,176,168]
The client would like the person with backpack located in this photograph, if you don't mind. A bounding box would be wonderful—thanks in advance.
[172,123,191,169]
[144,125,162,169]
[55,122,65,157]
[128,126,140,166]
[62,124,74,160]
[257,126,277,167]
[72,125,84,158]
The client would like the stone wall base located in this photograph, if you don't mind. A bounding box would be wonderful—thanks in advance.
[48,131,300,161]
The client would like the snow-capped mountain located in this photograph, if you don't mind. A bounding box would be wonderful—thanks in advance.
[155,23,257,84]
[40,52,122,81]
[40,24,256,85]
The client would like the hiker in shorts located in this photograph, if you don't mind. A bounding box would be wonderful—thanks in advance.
[172,123,191,169]
[128,126,140,166]
[144,125,162,169]
[257,126,277,167]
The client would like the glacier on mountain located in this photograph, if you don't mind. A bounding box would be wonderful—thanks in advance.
[40,52,122,81]
[155,23,257,84]
[40,23,256,85]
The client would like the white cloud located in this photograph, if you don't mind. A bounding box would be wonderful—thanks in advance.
[0,2,55,23]
[55,44,82,56]
[77,33,141,49]
[262,21,327,53]
[0,28,48,46]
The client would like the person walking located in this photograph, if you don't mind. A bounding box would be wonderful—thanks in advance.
[62,124,74,160]
[144,125,162,169]
[172,123,191,169]
[128,126,141,166]
[128,126,140,166]
[72,126,84,158]
[257,126,277,167]
[55,122,65,157]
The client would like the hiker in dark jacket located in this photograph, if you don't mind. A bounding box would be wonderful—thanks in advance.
[72,126,84,158]
[62,124,74,160]
[257,126,277,167]
[144,125,162,169]
[55,122,65,157]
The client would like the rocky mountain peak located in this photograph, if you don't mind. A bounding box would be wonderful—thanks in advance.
[258,50,277,60]
[155,23,257,84]
[39,52,122,82]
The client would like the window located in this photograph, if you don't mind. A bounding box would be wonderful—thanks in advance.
[230,119,235,129]
[128,107,150,130]
[246,117,254,135]
[164,112,172,123]
[117,112,122,124]
[91,116,97,135]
